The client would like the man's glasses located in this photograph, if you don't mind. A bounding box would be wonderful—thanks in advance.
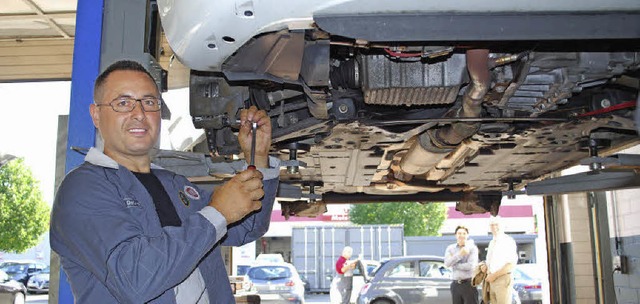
[95,96,162,113]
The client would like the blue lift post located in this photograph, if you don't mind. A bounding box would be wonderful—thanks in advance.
[60,0,165,301]
[60,0,103,302]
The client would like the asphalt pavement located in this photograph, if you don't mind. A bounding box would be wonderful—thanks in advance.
[26,294,48,303]
[306,292,331,303]
[27,293,332,303]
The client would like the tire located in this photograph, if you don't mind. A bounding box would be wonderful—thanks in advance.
[372,299,393,304]
[13,292,25,304]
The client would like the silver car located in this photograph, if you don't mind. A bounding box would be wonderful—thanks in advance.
[26,267,49,294]
[357,256,520,304]
[512,264,543,304]
[244,262,306,304]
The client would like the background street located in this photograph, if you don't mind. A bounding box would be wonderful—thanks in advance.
[26,293,333,303]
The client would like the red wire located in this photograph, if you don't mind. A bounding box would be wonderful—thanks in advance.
[384,48,423,58]
[577,101,636,117]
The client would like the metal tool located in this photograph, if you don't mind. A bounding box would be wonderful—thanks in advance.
[248,122,257,170]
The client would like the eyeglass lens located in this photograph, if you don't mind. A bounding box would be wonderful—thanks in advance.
[111,97,161,112]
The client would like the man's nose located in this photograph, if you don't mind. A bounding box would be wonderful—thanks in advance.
[130,100,148,118]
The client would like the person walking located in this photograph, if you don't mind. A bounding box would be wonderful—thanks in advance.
[481,216,518,304]
[444,225,479,304]
[50,59,280,304]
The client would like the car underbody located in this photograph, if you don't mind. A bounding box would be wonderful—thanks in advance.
[156,1,640,217]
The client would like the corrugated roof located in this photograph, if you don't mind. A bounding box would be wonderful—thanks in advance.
[0,0,188,88]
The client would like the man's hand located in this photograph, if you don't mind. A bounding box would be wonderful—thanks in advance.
[208,169,264,224]
[238,106,272,168]
[460,247,469,256]
[480,264,487,273]
[347,261,357,270]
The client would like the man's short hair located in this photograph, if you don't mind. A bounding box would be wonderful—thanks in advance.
[93,60,157,101]
[454,225,469,234]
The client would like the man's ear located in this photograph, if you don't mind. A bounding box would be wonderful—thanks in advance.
[89,104,100,128]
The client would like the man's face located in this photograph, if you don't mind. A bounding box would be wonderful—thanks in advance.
[455,228,468,245]
[490,222,501,235]
[90,70,161,160]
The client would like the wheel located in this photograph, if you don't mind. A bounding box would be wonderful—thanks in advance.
[371,299,393,304]
[13,292,25,304]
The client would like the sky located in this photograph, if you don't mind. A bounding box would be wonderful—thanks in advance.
[0,81,71,206]
[0,82,195,206]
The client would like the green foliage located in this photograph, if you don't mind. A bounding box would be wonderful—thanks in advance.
[349,202,447,236]
[0,158,50,253]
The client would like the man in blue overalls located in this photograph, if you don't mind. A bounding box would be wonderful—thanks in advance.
[50,59,280,303]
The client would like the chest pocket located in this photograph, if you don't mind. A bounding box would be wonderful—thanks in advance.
[106,170,165,236]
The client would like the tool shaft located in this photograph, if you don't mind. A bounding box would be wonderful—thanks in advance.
[248,122,257,170]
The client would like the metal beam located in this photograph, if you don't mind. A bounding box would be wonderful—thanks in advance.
[55,0,103,303]
[0,12,76,21]
[544,195,576,304]
[20,0,71,38]
[526,169,640,195]
[588,192,617,304]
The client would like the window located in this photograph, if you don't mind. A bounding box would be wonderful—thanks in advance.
[419,261,450,279]
[247,266,292,280]
[387,262,415,278]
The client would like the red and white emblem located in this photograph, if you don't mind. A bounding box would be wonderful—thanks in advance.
[183,185,200,200]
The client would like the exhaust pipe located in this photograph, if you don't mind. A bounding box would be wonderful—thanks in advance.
[399,49,490,176]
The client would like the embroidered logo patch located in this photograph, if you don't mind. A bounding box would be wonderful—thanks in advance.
[178,191,191,207]
[124,197,140,208]
[183,185,200,200]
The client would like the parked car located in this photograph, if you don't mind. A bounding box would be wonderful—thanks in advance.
[0,269,26,304]
[513,264,544,304]
[0,261,22,269]
[330,259,382,304]
[0,261,47,287]
[157,0,640,217]
[255,253,286,264]
[357,255,519,304]
[360,260,381,277]
[26,267,49,294]
[351,260,381,304]
[244,262,306,304]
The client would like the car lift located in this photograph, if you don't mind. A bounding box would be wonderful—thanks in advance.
[59,1,638,303]
[59,0,166,302]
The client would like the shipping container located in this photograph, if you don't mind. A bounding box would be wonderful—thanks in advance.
[291,225,404,292]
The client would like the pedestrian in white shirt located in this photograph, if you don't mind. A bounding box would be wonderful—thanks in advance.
[480,216,518,304]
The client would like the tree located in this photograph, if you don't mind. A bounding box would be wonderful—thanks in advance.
[349,202,447,236]
[0,158,50,253]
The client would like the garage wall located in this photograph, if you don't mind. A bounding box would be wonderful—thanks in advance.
[562,191,597,304]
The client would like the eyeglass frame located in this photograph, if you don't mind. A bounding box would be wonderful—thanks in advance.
[94,95,163,113]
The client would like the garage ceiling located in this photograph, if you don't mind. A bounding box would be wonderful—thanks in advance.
[0,0,189,89]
